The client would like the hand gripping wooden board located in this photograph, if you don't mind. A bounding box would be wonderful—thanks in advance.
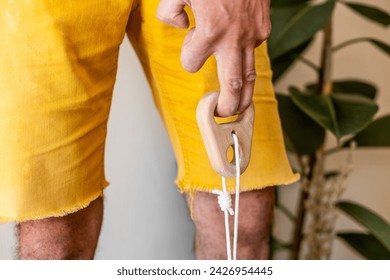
[196,91,255,178]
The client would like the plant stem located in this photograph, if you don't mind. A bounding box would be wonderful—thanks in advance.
[332,37,369,53]
[290,154,316,259]
[278,203,297,222]
[290,17,334,260]
[325,146,342,155]
[318,19,333,95]
[297,57,319,72]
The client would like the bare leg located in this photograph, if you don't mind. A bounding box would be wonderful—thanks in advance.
[187,187,274,260]
[17,196,103,260]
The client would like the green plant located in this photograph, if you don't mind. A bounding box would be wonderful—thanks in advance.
[268,0,390,259]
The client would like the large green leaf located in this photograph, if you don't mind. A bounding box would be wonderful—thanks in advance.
[337,201,390,252]
[271,0,310,8]
[338,232,390,260]
[277,93,325,154]
[289,88,378,139]
[332,94,378,136]
[271,40,313,82]
[290,87,339,137]
[345,115,390,147]
[270,3,307,53]
[306,79,377,99]
[268,0,335,60]
[344,2,390,27]
[332,80,377,99]
[271,55,295,83]
[368,39,390,56]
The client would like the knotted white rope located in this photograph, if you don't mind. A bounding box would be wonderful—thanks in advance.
[212,132,241,260]
[212,188,234,215]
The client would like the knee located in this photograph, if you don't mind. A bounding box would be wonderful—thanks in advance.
[17,224,95,260]
[17,197,103,260]
[191,188,275,259]
[239,188,275,236]
[236,224,271,259]
[19,244,88,260]
[235,190,274,259]
[194,215,271,260]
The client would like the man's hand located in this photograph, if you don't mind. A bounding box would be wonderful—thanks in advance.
[157,0,271,117]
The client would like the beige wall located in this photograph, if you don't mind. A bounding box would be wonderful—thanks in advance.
[274,0,390,259]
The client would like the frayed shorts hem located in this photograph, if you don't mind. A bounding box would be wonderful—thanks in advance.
[0,182,109,224]
[175,173,300,195]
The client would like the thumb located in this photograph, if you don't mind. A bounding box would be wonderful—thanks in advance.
[156,0,190,29]
[181,28,211,73]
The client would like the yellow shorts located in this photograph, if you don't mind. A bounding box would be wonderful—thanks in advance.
[0,0,299,222]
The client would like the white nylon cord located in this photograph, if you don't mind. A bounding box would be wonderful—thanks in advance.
[212,132,241,260]
[212,176,234,260]
[232,132,240,260]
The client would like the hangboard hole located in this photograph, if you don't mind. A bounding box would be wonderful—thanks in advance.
[214,114,239,124]
[226,145,235,163]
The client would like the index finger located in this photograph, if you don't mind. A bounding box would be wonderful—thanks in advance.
[214,48,243,117]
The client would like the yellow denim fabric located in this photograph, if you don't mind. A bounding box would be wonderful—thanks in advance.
[0,0,299,222]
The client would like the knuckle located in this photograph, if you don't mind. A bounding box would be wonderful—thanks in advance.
[156,9,188,29]
[246,28,257,41]
[156,12,169,23]
[229,78,243,93]
[156,6,171,22]
[245,70,257,83]
[257,24,271,41]
[203,27,219,43]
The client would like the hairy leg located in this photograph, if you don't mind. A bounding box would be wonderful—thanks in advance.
[17,196,103,260]
[187,187,274,260]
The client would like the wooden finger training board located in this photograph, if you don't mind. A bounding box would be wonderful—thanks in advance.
[196,91,255,177]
